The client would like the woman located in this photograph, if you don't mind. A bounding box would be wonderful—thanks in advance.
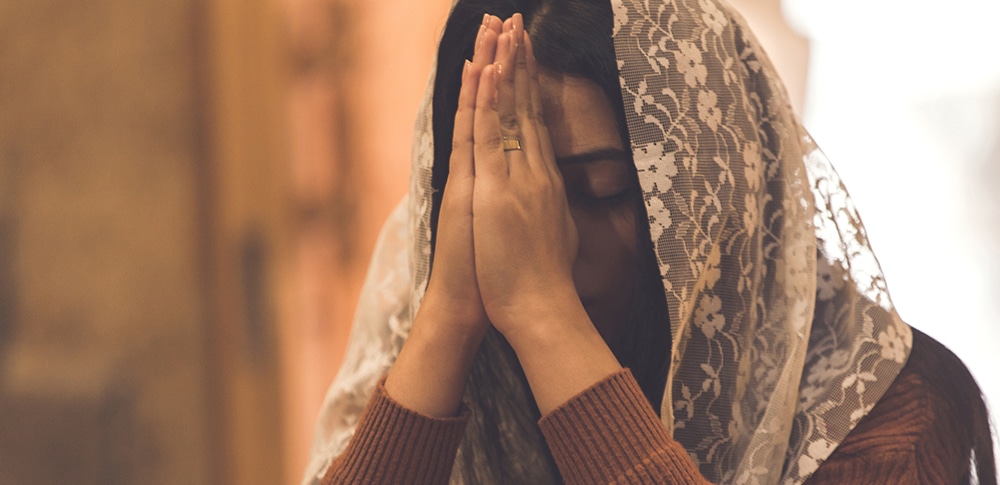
[304,0,997,483]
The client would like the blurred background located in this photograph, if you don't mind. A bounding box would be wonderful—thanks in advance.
[0,0,995,483]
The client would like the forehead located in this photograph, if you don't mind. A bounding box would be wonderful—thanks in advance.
[538,74,624,159]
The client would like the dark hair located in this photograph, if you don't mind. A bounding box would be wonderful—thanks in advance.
[428,0,672,481]
[907,328,997,485]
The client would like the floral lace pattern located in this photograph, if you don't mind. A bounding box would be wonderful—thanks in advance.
[612,0,910,483]
[300,198,412,485]
[303,1,912,484]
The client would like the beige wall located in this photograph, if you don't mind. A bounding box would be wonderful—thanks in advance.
[279,0,453,481]
[0,0,213,483]
[0,0,452,483]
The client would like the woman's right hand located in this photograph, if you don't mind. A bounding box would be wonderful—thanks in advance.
[383,14,502,418]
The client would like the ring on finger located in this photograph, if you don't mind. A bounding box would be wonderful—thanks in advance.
[502,136,522,151]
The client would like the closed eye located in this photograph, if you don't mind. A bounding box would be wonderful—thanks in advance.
[559,155,635,209]
[572,185,636,209]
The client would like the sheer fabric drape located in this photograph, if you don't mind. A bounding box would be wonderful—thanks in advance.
[303,1,912,483]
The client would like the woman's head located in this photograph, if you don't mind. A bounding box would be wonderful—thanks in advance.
[431,0,669,401]
[429,2,672,481]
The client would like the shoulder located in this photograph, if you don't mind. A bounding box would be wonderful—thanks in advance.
[813,328,984,483]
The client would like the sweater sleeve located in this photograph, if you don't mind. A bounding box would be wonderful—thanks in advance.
[537,364,958,485]
[538,369,712,485]
[323,331,973,485]
[321,378,469,485]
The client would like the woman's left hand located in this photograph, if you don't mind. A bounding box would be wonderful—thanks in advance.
[471,14,579,336]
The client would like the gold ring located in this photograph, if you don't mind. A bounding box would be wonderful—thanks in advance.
[502,136,522,151]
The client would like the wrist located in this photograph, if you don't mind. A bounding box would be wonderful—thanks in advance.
[498,294,623,415]
[502,301,594,352]
[491,284,586,343]
[384,298,487,418]
[414,292,489,343]
[407,310,486,361]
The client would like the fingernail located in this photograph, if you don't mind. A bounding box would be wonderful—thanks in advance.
[482,13,489,26]
[516,14,524,47]
[496,61,503,76]
[464,59,471,74]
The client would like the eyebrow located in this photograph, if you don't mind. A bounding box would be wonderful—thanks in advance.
[556,148,629,166]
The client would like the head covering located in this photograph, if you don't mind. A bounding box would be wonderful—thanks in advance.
[303,0,912,483]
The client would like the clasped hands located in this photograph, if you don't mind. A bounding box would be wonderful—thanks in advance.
[388,13,621,418]
[424,13,581,343]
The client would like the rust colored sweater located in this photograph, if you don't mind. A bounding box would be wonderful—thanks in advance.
[322,330,978,484]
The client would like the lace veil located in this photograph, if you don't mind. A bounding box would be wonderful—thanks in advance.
[303,0,912,483]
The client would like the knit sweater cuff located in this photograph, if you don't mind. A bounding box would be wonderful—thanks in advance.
[538,369,706,484]
[323,378,469,484]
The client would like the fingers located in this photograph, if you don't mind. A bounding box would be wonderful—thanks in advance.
[524,32,557,174]
[473,14,518,182]
[485,13,502,36]
[495,16,531,175]
[524,32,542,120]
[474,63,508,181]
[475,13,557,183]
[451,14,500,182]
[450,60,477,182]
[511,17,548,175]
[512,17,532,128]
[475,14,502,65]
